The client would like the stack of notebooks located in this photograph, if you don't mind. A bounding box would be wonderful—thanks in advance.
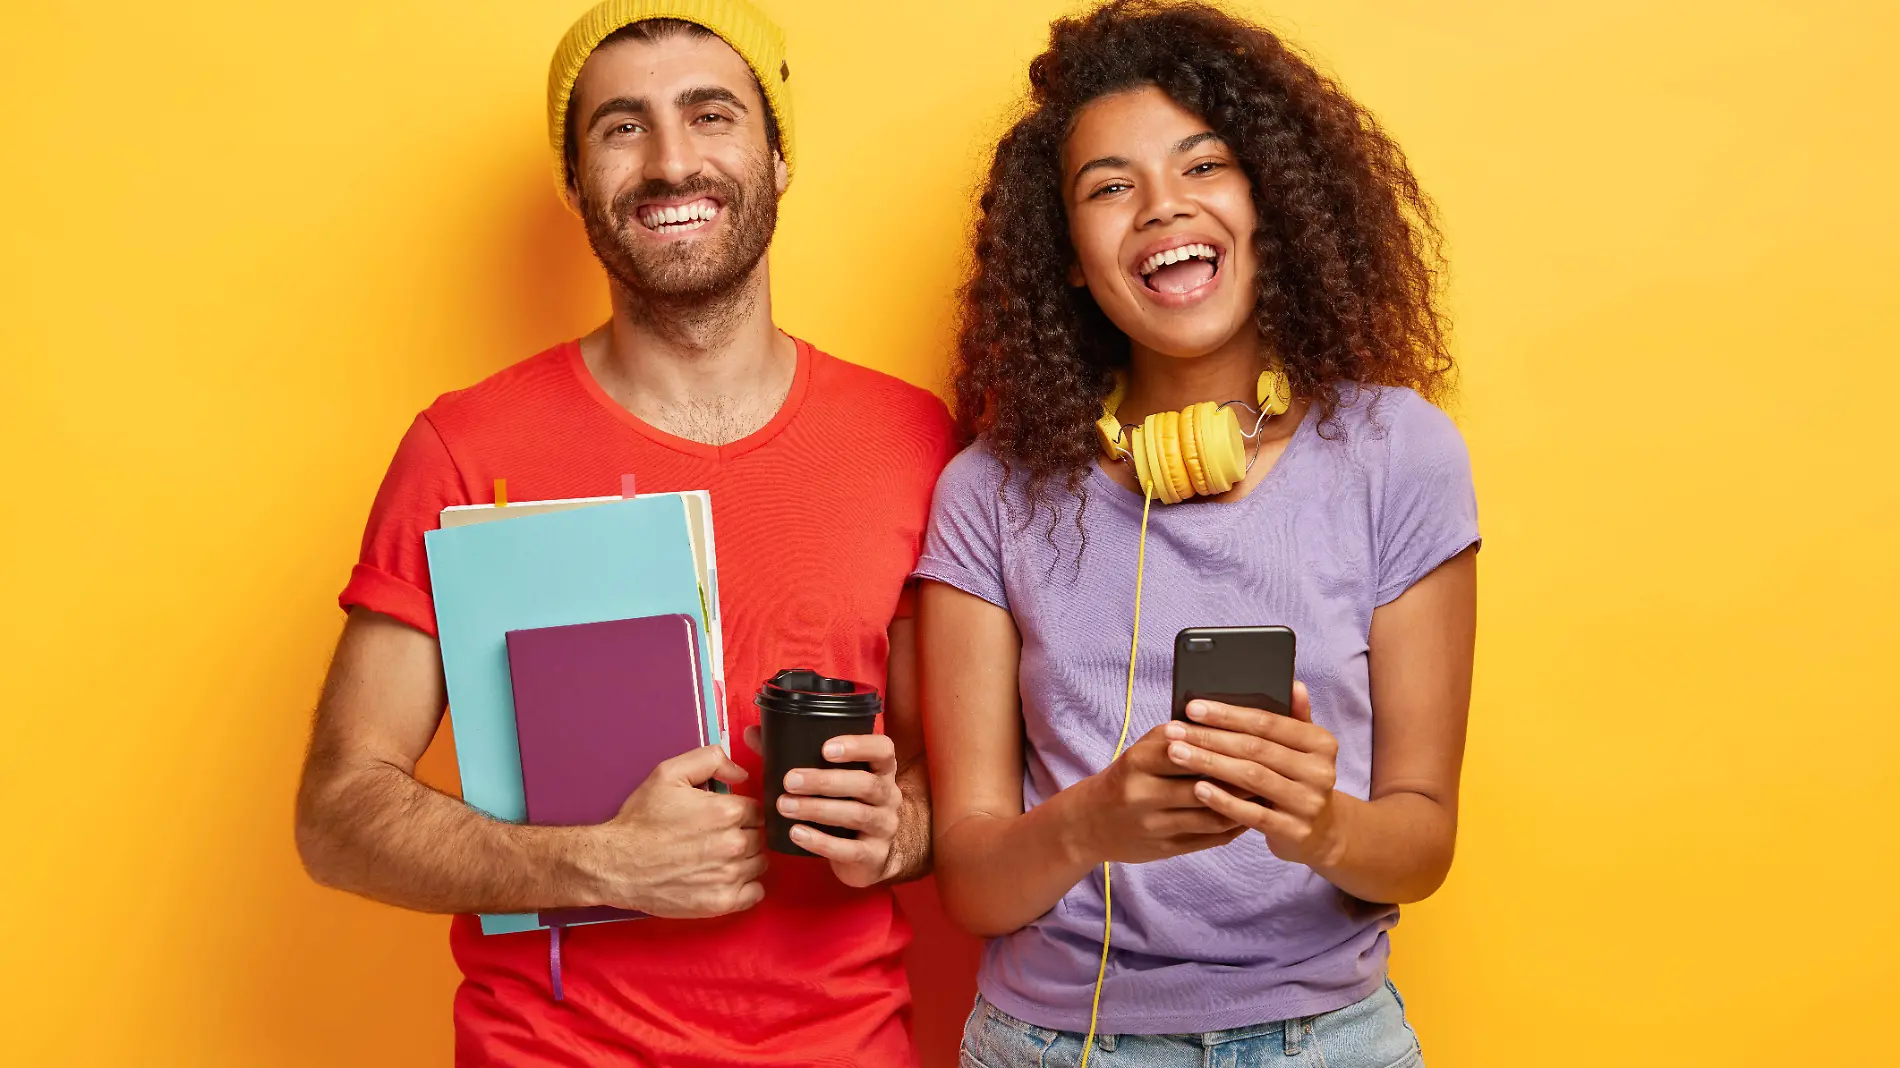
[426,485,726,935]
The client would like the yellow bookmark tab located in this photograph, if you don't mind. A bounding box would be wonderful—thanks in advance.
[494,478,508,508]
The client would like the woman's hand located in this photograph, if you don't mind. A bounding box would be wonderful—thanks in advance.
[1161,681,1348,869]
[1069,724,1247,865]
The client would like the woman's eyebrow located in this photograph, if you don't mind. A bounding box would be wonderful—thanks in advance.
[1173,131,1222,154]
[1069,131,1223,190]
[1072,155,1132,191]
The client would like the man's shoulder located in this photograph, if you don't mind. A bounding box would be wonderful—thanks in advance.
[805,344,947,417]
[802,342,954,438]
[421,342,579,437]
[793,342,959,492]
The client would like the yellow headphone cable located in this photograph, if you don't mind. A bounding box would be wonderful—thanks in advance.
[1077,366,1290,1066]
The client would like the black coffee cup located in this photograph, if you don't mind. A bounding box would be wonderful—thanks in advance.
[756,668,882,857]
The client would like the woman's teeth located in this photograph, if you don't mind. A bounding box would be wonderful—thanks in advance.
[638,201,719,233]
[1137,243,1219,278]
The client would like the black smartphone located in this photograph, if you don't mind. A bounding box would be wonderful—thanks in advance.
[1171,626,1297,721]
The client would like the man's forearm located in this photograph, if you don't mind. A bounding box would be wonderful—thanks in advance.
[881,760,934,884]
[296,757,604,914]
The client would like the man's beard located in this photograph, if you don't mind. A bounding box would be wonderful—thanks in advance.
[578,151,778,307]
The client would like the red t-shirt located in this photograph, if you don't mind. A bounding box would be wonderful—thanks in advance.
[339,338,958,1066]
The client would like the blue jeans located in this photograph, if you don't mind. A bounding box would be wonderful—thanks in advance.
[959,981,1425,1068]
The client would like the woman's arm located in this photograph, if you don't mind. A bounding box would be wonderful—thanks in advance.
[1334,543,1478,901]
[1166,546,1477,903]
[921,581,1244,937]
[921,582,1097,936]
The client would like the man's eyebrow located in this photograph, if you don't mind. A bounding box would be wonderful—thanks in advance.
[588,95,648,128]
[585,87,748,130]
[676,85,748,112]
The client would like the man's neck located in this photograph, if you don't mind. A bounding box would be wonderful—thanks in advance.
[579,261,798,447]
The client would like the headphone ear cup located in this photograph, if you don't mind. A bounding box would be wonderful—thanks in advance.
[1144,414,1179,504]
[1198,405,1224,493]
[1260,368,1293,416]
[1158,410,1193,503]
[1180,403,1210,497]
[1196,402,1227,494]
[1141,413,1170,504]
[1096,412,1125,459]
[1128,422,1153,497]
[1211,405,1246,488]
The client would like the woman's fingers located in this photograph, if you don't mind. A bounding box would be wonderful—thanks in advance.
[1142,804,1241,837]
[1120,725,1193,776]
[1182,696,1336,760]
[1193,780,1305,837]
[1162,741,1330,813]
[1164,724,1335,797]
[1289,680,1312,723]
[1169,826,1249,854]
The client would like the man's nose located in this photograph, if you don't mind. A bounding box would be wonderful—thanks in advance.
[645,120,705,187]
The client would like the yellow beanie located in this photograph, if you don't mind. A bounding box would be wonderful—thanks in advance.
[547,0,794,193]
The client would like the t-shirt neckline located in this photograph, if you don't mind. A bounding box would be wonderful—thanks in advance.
[564,334,813,462]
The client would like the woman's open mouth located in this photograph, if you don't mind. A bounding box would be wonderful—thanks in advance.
[1135,242,1222,300]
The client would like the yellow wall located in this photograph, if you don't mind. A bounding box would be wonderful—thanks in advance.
[4,1,1896,1064]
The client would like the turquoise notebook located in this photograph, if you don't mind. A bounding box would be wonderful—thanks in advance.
[425,496,717,935]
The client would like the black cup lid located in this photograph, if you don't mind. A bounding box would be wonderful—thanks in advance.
[755,668,881,716]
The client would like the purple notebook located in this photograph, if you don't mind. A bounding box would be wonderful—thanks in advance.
[505,613,707,928]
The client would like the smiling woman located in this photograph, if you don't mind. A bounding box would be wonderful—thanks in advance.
[919,2,1478,1066]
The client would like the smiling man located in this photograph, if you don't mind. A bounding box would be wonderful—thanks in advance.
[292,1,956,1064]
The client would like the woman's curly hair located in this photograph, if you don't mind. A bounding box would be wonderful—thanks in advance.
[954,0,1452,514]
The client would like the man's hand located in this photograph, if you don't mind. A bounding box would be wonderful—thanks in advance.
[745,725,903,887]
[589,745,767,918]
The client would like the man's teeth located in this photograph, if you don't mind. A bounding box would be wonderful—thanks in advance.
[1138,243,1219,276]
[639,201,719,231]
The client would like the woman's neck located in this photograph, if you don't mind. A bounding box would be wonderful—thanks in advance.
[1117,331,1270,426]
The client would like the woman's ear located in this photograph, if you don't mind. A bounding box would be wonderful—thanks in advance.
[1068,261,1086,288]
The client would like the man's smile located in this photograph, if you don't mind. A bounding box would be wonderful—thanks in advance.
[635,196,723,236]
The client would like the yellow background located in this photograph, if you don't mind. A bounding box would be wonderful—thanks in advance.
[4,1,1896,1064]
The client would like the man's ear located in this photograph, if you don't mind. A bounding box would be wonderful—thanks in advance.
[774,150,790,197]
[564,176,583,216]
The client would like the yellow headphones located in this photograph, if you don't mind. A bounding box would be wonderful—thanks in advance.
[1095,368,1294,503]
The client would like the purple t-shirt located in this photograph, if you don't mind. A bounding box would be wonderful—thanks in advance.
[915,386,1480,1034]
